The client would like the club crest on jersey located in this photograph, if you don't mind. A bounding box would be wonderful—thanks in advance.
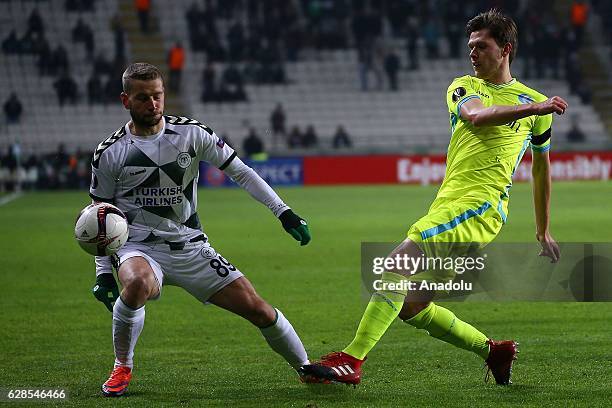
[216,138,225,148]
[452,87,466,103]
[518,93,535,104]
[177,152,192,169]
[200,247,217,259]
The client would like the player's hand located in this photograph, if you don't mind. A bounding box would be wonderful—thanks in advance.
[279,209,311,246]
[536,231,560,263]
[92,273,119,312]
[533,96,568,116]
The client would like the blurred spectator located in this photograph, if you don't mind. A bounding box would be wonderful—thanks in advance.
[542,16,562,79]
[242,127,265,158]
[201,61,218,103]
[111,13,126,61]
[2,146,19,192]
[270,103,286,145]
[423,18,440,59]
[3,93,23,124]
[227,20,245,62]
[332,125,352,149]
[288,125,303,149]
[94,52,113,76]
[27,8,45,38]
[285,22,303,62]
[576,81,593,105]
[570,0,588,47]
[405,17,419,70]
[105,58,126,102]
[2,30,21,55]
[168,42,185,93]
[384,47,401,91]
[72,18,95,60]
[87,72,105,105]
[37,38,52,75]
[29,32,47,56]
[387,0,410,37]
[186,2,208,52]
[51,44,70,76]
[135,0,151,33]
[358,40,383,91]
[256,39,286,84]
[445,4,463,59]
[219,64,247,102]
[54,70,78,106]
[302,125,319,148]
[566,115,586,143]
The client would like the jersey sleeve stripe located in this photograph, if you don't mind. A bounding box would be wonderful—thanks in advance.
[456,95,480,118]
[92,126,126,168]
[219,151,237,170]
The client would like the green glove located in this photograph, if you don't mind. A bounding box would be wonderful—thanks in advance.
[279,209,311,246]
[92,273,119,312]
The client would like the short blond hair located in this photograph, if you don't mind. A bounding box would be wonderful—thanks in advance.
[122,62,163,93]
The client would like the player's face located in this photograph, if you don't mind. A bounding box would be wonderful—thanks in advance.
[121,78,165,128]
[468,30,507,80]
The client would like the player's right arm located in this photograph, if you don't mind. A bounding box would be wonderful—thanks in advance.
[460,96,567,127]
[447,77,568,127]
[89,147,120,312]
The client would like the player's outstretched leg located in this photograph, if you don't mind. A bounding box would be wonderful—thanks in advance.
[208,277,310,375]
[299,240,423,385]
[102,257,159,397]
[400,301,518,385]
[298,271,408,385]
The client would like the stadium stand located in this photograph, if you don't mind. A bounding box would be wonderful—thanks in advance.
[0,0,129,153]
[0,0,610,192]
[155,0,610,153]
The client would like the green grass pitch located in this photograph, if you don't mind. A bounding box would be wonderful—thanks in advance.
[0,182,611,407]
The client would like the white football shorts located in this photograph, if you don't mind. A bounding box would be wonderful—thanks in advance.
[114,240,243,303]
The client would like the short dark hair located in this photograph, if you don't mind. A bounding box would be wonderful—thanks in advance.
[122,62,163,93]
[466,9,518,64]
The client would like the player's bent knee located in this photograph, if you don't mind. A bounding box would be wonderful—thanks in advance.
[244,295,276,327]
[399,301,431,320]
[118,257,158,305]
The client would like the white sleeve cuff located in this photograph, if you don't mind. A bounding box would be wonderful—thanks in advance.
[223,157,290,217]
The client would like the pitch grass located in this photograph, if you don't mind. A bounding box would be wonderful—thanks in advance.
[0,182,610,407]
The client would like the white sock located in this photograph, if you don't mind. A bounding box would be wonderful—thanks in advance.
[112,297,145,369]
[260,308,309,369]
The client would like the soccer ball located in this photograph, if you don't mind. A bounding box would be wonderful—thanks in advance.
[74,203,129,256]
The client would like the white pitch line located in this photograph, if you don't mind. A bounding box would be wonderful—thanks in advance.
[0,192,23,207]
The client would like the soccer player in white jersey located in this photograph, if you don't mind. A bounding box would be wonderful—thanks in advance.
[90,63,312,397]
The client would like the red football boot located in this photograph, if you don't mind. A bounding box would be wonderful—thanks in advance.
[299,352,365,385]
[485,340,519,385]
[101,366,132,397]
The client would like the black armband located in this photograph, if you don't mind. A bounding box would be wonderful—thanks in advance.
[531,128,551,146]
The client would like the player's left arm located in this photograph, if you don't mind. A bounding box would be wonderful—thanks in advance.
[531,116,560,263]
[223,157,311,246]
[196,125,310,245]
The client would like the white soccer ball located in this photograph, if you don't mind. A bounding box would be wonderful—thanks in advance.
[74,203,129,256]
